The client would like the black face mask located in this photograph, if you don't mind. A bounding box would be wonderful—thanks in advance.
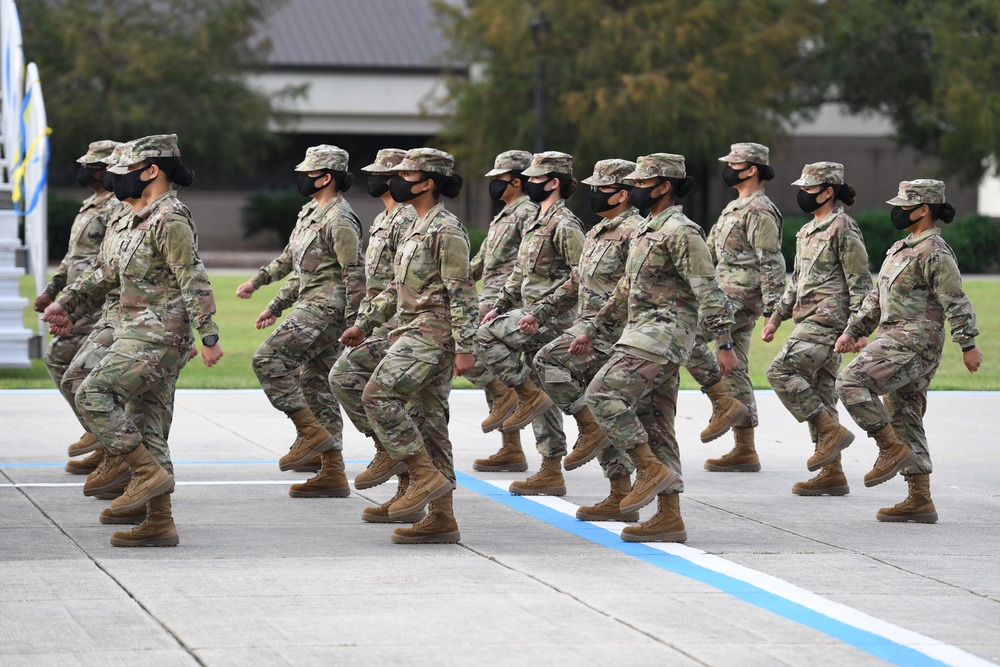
[111,173,129,202]
[589,187,624,214]
[123,167,153,200]
[489,178,511,201]
[722,165,751,188]
[525,178,554,203]
[99,169,114,191]
[76,165,101,189]
[297,172,328,198]
[796,188,829,214]
[890,205,922,231]
[389,174,424,203]
[629,182,666,211]
[367,175,390,198]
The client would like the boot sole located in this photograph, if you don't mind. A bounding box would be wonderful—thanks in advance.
[472,461,529,472]
[619,470,678,514]
[864,451,917,488]
[481,404,517,433]
[111,477,175,514]
[65,465,99,475]
[509,484,566,496]
[699,404,749,443]
[354,460,408,490]
[876,511,938,523]
[278,435,336,471]
[100,513,145,525]
[621,529,687,543]
[806,432,855,472]
[67,442,101,457]
[575,509,641,522]
[792,485,850,496]
[110,535,180,547]
[362,509,427,524]
[288,487,351,498]
[290,463,321,473]
[500,396,554,432]
[387,478,453,519]
[93,489,127,500]
[703,461,761,472]
[82,472,132,497]
[563,437,611,471]
[390,530,461,544]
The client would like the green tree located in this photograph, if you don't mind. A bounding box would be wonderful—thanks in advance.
[432,0,829,222]
[20,0,297,173]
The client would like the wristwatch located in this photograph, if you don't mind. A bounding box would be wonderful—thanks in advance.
[202,334,219,347]
[719,342,735,351]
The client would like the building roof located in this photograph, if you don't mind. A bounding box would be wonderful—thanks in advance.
[263,0,459,72]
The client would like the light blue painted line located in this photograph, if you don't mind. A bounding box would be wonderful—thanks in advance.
[456,471,956,667]
[1,459,370,467]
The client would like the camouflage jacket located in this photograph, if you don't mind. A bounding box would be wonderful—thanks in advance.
[251,195,365,322]
[356,202,416,336]
[585,205,734,365]
[707,188,785,316]
[845,227,978,353]
[531,207,641,351]
[356,203,479,354]
[470,194,537,307]
[494,199,585,316]
[59,190,218,347]
[775,207,872,345]
[44,191,118,299]
[77,201,133,330]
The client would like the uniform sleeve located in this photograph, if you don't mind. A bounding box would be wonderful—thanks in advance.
[56,259,118,320]
[158,216,218,339]
[469,242,484,282]
[748,208,786,314]
[581,272,628,340]
[844,287,881,339]
[251,245,293,289]
[677,229,734,346]
[355,282,397,335]
[775,248,798,323]
[494,259,523,313]
[925,248,979,348]
[440,229,478,353]
[331,219,366,325]
[839,223,874,313]
[706,221,720,264]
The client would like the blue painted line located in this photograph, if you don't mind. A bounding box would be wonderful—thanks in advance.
[1,460,370,467]
[456,471,950,667]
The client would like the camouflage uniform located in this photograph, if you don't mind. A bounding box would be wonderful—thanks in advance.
[534,159,640,479]
[768,162,872,445]
[476,152,586,458]
[703,143,785,427]
[838,181,978,475]
[58,135,217,462]
[586,155,735,494]
[329,149,418,437]
[250,146,364,446]
[43,141,121,395]
[357,149,479,481]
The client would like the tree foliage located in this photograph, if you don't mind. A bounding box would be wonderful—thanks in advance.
[20,0,295,173]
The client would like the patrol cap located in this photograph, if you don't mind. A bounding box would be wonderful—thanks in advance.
[485,150,532,177]
[718,142,769,165]
[107,134,181,174]
[295,144,349,172]
[886,179,946,206]
[391,147,454,176]
[361,148,406,173]
[102,141,131,167]
[522,151,574,177]
[625,153,686,181]
[581,159,638,186]
[77,140,120,165]
[791,161,845,187]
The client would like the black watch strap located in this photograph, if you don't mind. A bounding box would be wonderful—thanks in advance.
[202,334,219,347]
[719,342,735,351]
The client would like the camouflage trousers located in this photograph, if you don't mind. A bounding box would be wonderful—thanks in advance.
[75,337,188,471]
[534,333,633,479]
[362,333,455,482]
[713,308,761,427]
[476,308,567,458]
[685,336,724,389]
[43,313,98,407]
[252,307,344,448]
[837,335,940,476]
[767,338,842,445]
[461,301,497,390]
[587,350,684,494]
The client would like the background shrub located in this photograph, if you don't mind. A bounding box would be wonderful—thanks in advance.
[240,188,301,245]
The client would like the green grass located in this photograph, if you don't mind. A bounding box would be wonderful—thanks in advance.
[3,274,997,391]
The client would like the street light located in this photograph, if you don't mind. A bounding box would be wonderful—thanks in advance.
[530,9,551,153]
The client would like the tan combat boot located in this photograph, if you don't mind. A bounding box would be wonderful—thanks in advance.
[391,490,461,544]
[473,429,528,472]
[354,437,407,489]
[100,504,146,525]
[806,410,855,471]
[864,424,916,487]
[278,407,336,471]
[699,381,749,443]
[386,449,453,519]
[109,445,174,514]
[290,454,321,473]
[362,473,427,523]
[83,452,131,497]
[876,473,937,523]
[289,450,350,498]
[65,447,104,475]
[704,427,761,472]
[508,456,567,496]
[500,377,554,432]
[110,494,179,547]
[620,443,677,513]
[94,478,130,500]
[792,453,850,496]
[575,475,640,522]
[67,432,101,457]
[563,406,611,471]
[481,379,520,433]
[621,492,687,542]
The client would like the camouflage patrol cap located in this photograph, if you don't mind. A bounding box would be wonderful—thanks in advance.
[886,179,946,206]
[581,159,638,186]
[391,147,455,176]
[624,153,686,181]
[76,140,120,165]
[101,141,131,167]
[791,162,845,187]
[107,134,181,174]
[295,144,349,172]
[522,151,574,177]
[485,150,532,177]
[718,142,769,165]
[361,148,406,173]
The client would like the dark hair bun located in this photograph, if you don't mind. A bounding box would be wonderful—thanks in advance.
[937,202,956,224]
[670,175,695,199]
[442,172,463,199]
[836,183,857,207]
[333,170,354,193]
[558,175,578,199]
[757,164,776,181]
[171,163,195,187]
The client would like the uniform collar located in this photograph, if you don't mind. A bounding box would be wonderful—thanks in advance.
[801,205,843,235]
[526,198,567,231]
[890,226,941,254]
[639,204,682,233]
[726,187,765,212]
[134,190,176,221]
[591,206,638,236]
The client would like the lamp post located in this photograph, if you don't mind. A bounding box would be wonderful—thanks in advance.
[530,10,551,153]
